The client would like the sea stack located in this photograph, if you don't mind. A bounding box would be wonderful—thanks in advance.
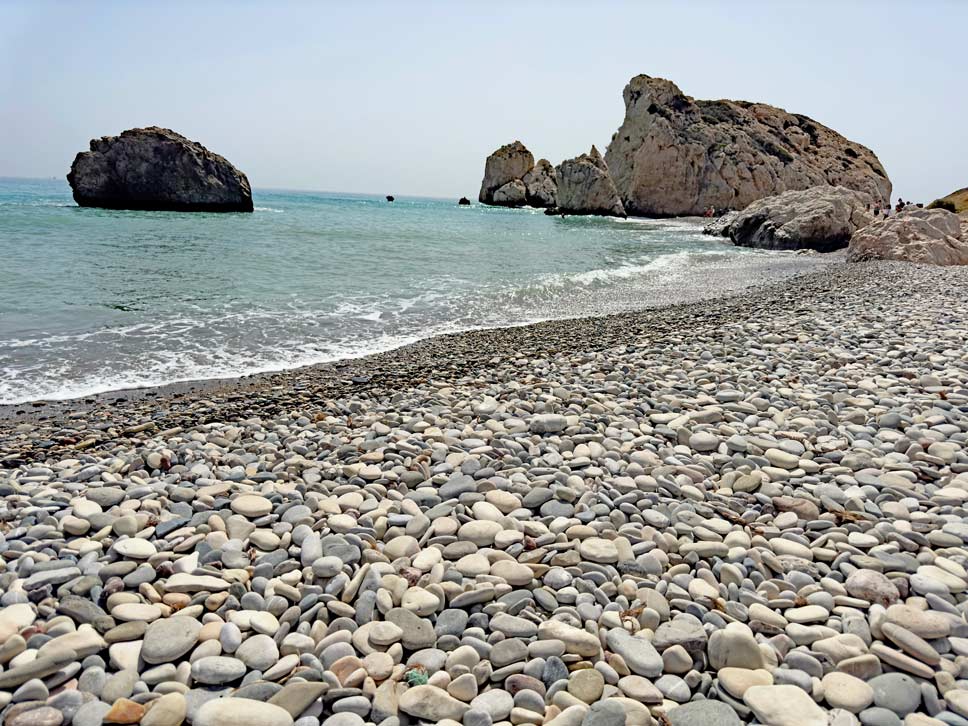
[478,142,558,209]
[554,146,626,218]
[67,127,253,212]
[604,75,891,216]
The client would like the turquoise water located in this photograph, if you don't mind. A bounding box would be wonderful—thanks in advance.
[0,177,821,404]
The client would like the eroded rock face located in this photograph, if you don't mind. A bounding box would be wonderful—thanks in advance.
[847,207,968,265]
[67,127,253,212]
[491,179,527,207]
[711,186,874,252]
[478,141,534,205]
[478,142,557,208]
[554,146,626,218]
[604,75,891,217]
[522,159,558,207]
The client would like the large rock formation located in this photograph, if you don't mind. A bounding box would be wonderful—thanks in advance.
[479,141,534,205]
[67,127,253,212]
[491,179,527,207]
[846,207,968,265]
[604,75,891,217]
[478,142,557,208]
[709,186,874,252]
[554,146,626,218]
[522,159,558,208]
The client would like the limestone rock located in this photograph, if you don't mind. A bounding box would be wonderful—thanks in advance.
[712,186,874,252]
[399,684,469,721]
[554,146,626,218]
[846,207,968,266]
[522,159,558,207]
[68,127,253,212]
[604,74,891,216]
[492,179,527,207]
[479,141,534,205]
[702,210,740,237]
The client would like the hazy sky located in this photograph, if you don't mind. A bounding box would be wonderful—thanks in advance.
[1,1,964,202]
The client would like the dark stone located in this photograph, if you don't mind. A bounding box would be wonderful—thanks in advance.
[68,127,253,212]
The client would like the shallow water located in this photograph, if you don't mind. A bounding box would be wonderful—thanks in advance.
[0,178,830,403]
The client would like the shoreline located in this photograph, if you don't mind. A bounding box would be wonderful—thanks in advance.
[0,257,942,464]
[0,248,832,417]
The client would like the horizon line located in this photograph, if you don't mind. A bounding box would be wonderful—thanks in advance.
[0,175,472,202]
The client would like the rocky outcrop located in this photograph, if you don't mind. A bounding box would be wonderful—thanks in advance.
[491,179,527,207]
[478,142,534,205]
[604,75,891,217]
[847,207,968,265]
[458,196,471,206]
[702,211,740,237]
[67,127,253,212]
[554,146,626,218]
[522,159,558,207]
[478,142,557,208]
[709,186,874,252]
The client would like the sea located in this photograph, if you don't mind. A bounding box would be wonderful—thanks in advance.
[0,177,830,405]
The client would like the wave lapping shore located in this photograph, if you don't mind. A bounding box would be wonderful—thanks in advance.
[2,262,968,725]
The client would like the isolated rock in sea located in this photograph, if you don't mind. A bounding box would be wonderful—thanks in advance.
[458,196,471,205]
[479,141,535,205]
[712,185,874,252]
[847,206,968,265]
[67,127,253,212]
[554,146,626,217]
[522,158,558,208]
[604,74,891,216]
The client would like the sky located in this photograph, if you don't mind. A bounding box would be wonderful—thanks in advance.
[1,1,965,202]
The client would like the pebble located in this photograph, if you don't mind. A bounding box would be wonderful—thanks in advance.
[1,262,968,726]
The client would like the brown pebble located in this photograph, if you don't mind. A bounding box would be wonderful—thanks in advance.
[103,698,145,724]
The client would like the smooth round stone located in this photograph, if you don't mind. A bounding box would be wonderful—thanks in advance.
[786,605,829,624]
[718,668,773,699]
[194,698,294,726]
[823,672,874,713]
[8,706,66,726]
[470,689,513,721]
[250,612,280,635]
[220,623,243,653]
[191,656,247,685]
[142,692,188,726]
[667,700,742,726]
[312,556,343,578]
[142,616,203,664]
[368,622,403,646]
[458,521,502,546]
[579,538,619,564]
[568,668,604,703]
[744,684,827,726]
[113,538,157,559]
[231,495,273,518]
[869,673,921,716]
[112,602,162,622]
[690,432,719,452]
[236,634,279,671]
[618,675,662,704]
[362,652,393,680]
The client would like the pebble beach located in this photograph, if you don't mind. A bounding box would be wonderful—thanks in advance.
[2,260,968,726]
